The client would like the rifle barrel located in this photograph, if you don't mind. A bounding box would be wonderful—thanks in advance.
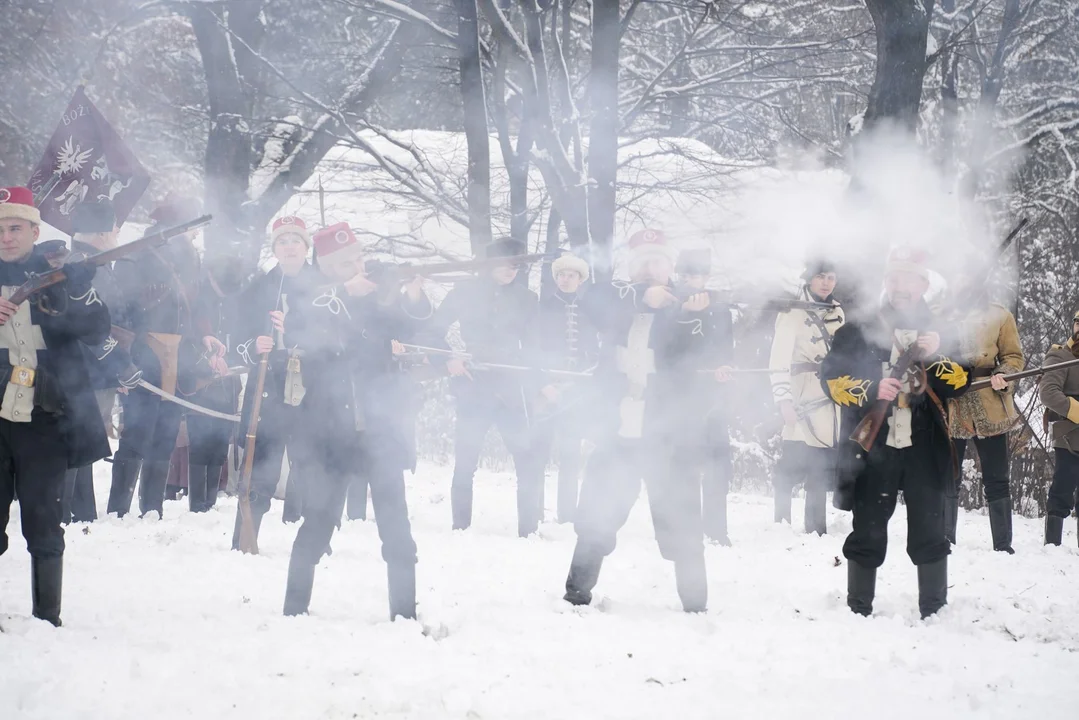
[968,358,1079,391]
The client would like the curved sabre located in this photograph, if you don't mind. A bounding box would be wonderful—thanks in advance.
[136,379,241,422]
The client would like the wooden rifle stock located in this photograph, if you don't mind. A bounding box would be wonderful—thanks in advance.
[968,357,1079,392]
[849,345,922,452]
[9,214,213,306]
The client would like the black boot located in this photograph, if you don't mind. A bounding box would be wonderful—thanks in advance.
[943,495,959,545]
[61,469,77,525]
[451,481,473,531]
[31,555,63,627]
[188,465,208,513]
[804,488,827,536]
[107,456,142,518]
[283,555,316,616]
[138,461,172,519]
[564,543,603,606]
[917,558,948,619]
[774,484,792,524]
[987,498,1015,554]
[204,465,222,510]
[387,563,417,621]
[1044,515,1064,546]
[674,555,708,613]
[72,465,96,522]
[847,560,876,617]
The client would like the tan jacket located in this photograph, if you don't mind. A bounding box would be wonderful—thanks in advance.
[947,304,1025,439]
[1038,340,1079,453]
[769,287,844,448]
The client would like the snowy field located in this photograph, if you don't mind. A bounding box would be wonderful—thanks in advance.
[1,460,1077,720]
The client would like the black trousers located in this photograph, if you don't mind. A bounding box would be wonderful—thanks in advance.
[1047,448,1079,519]
[451,389,544,533]
[289,432,417,568]
[672,443,730,540]
[533,405,590,522]
[117,387,184,462]
[952,434,1010,503]
[0,417,69,559]
[843,442,950,569]
[574,438,703,563]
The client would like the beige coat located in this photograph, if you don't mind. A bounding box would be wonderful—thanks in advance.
[769,287,845,448]
[947,304,1024,439]
[1038,340,1079,453]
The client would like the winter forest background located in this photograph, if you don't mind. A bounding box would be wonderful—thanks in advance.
[2,0,1078,514]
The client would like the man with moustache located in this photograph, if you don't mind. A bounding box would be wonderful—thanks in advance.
[769,259,845,535]
[1039,310,1079,546]
[563,230,722,613]
[0,187,111,626]
[821,247,970,619]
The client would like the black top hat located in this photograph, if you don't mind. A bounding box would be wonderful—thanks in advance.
[70,199,116,234]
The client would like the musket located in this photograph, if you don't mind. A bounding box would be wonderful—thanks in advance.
[10,214,212,305]
[399,343,593,378]
[236,272,286,555]
[968,358,1079,392]
[367,252,550,281]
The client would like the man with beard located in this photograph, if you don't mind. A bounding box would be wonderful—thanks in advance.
[1038,310,1079,546]
[231,216,320,546]
[821,247,970,619]
[60,198,141,524]
[0,187,111,626]
[671,248,735,545]
[280,223,428,620]
[423,237,545,537]
[945,274,1023,553]
[106,195,227,519]
[563,229,718,613]
[769,260,844,535]
[534,251,599,524]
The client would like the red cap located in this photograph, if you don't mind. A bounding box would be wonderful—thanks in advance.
[312,222,359,258]
[271,216,310,247]
[628,228,666,248]
[0,187,41,225]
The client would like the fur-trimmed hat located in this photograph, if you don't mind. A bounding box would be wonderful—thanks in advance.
[71,198,116,234]
[627,228,676,275]
[312,222,359,260]
[552,252,589,281]
[271,216,311,247]
[0,187,41,225]
[484,237,527,260]
[885,246,930,280]
[676,248,711,276]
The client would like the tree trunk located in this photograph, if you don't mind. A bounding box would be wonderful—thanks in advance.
[188,1,263,254]
[587,0,620,282]
[455,0,492,256]
[862,0,935,133]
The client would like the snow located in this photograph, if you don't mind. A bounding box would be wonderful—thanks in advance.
[2,460,1075,719]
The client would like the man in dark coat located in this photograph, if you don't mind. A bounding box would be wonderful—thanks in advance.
[563,229,713,613]
[1038,310,1079,546]
[670,248,735,545]
[533,251,599,523]
[820,247,971,619]
[0,187,112,627]
[106,195,226,519]
[422,237,546,537]
[231,216,320,546]
[59,198,140,524]
[280,222,428,621]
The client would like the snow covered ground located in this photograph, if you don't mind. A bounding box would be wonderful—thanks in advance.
[1,460,1076,720]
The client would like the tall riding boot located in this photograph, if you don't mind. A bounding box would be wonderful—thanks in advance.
[804,488,827,536]
[943,495,959,545]
[387,563,417,621]
[138,461,172,519]
[204,465,222,510]
[31,555,63,627]
[188,465,208,513]
[1045,515,1064,546]
[987,498,1015,554]
[72,465,96,522]
[564,542,604,606]
[674,555,708,613]
[847,560,876,617]
[282,472,303,523]
[451,480,473,531]
[61,469,78,525]
[282,554,317,616]
[106,456,142,518]
[917,558,948,619]
[231,504,266,551]
[774,484,792,525]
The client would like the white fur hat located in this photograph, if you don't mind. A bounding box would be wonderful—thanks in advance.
[552,252,590,281]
